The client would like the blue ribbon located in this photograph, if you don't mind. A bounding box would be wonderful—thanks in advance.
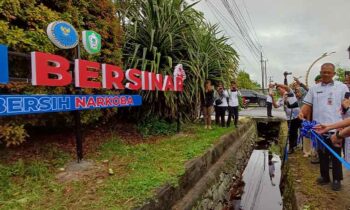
[310,130,350,170]
[298,120,318,149]
[299,120,350,170]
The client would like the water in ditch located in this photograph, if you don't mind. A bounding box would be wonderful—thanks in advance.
[227,121,284,210]
[239,150,282,210]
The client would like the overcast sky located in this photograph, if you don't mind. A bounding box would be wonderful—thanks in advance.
[192,0,350,86]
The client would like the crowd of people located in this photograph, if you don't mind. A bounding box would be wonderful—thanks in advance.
[202,62,350,192]
[267,63,350,191]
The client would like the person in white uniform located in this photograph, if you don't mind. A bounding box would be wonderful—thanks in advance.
[227,81,241,128]
[299,63,348,191]
[314,75,350,165]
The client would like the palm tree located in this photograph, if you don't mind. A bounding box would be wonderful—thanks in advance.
[120,0,239,120]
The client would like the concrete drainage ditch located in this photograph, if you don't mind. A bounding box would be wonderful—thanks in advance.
[136,118,296,210]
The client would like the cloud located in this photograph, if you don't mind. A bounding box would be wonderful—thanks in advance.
[193,0,350,86]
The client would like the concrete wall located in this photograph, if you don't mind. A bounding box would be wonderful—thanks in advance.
[191,120,258,210]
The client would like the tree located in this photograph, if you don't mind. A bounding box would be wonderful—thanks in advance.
[236,70,261,89]
[121,0,239,120]
[0,0,123,146]
[335,65,350,82]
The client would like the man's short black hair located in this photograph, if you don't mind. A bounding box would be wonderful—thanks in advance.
[321,63,335,70]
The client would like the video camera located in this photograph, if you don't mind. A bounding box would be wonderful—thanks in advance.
[283,71,292,77]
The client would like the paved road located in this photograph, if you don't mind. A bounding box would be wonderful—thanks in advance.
[208,106,286,121]
[239,106,286,120]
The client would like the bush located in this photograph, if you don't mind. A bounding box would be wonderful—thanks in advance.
[137,117,177,138]
[0,123,28,146]
[0,0,123,146]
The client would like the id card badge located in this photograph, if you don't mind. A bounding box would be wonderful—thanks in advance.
[327,92,333,105]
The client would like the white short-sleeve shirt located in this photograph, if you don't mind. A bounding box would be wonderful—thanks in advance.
[302,81,348,124]
[266,88,273,103]
[214,90,229,107]
[228,90,241,107]
[267,95,273,103]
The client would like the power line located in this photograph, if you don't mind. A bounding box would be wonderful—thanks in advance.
[205,0,260,64]
[222,0,261,55]
[215,0,267,87]
[218,0,261,63]
[241,0,262,51]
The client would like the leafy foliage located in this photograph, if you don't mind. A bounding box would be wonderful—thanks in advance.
[137,116,177,137]
[0,123,28,146]
[0,0,123,146]
[335,65,350,82]
[120,0,239,121]
[236,70,261,89]
[0,0,240,145]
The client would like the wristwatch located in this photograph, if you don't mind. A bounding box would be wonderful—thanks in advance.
[336,130,344,139]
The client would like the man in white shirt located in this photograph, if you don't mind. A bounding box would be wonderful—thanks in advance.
[214,83,229,127]
[227,81,241,128]
[299,63,348,191]
[266,84,274,117]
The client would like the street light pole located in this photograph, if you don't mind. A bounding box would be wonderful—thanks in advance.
[305,51,336,87]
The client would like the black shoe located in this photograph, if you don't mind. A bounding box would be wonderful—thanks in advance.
[316,177,330,185]
[332,180,341,191]
[268,115,273,117]
[288,148,294,154]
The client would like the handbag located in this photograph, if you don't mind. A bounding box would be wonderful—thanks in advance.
[215,97,223,105]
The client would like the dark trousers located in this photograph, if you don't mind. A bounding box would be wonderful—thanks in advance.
[287,118,302,149]
[267,102,272,116]
[318,135,343,181]
[227,106,239,127]
[215,106,227,127]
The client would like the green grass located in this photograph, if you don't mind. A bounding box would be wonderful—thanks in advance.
[95,124,233,208]
[0,159,64,210]
[0,146,70,210]
[0,124,234,210]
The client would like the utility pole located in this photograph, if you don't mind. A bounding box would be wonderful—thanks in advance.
[269,76,273,84]
[264,60,267,88]
[260,52,265,93]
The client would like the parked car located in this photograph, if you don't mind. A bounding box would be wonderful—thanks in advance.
[240,89,267,107]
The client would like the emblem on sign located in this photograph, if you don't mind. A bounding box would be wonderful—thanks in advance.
[82,30,101,54]
[47,21,79,49]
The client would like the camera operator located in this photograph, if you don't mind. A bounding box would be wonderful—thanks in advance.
[227,81,241,128]
[271,83,301,154]
[214,82,229,127]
